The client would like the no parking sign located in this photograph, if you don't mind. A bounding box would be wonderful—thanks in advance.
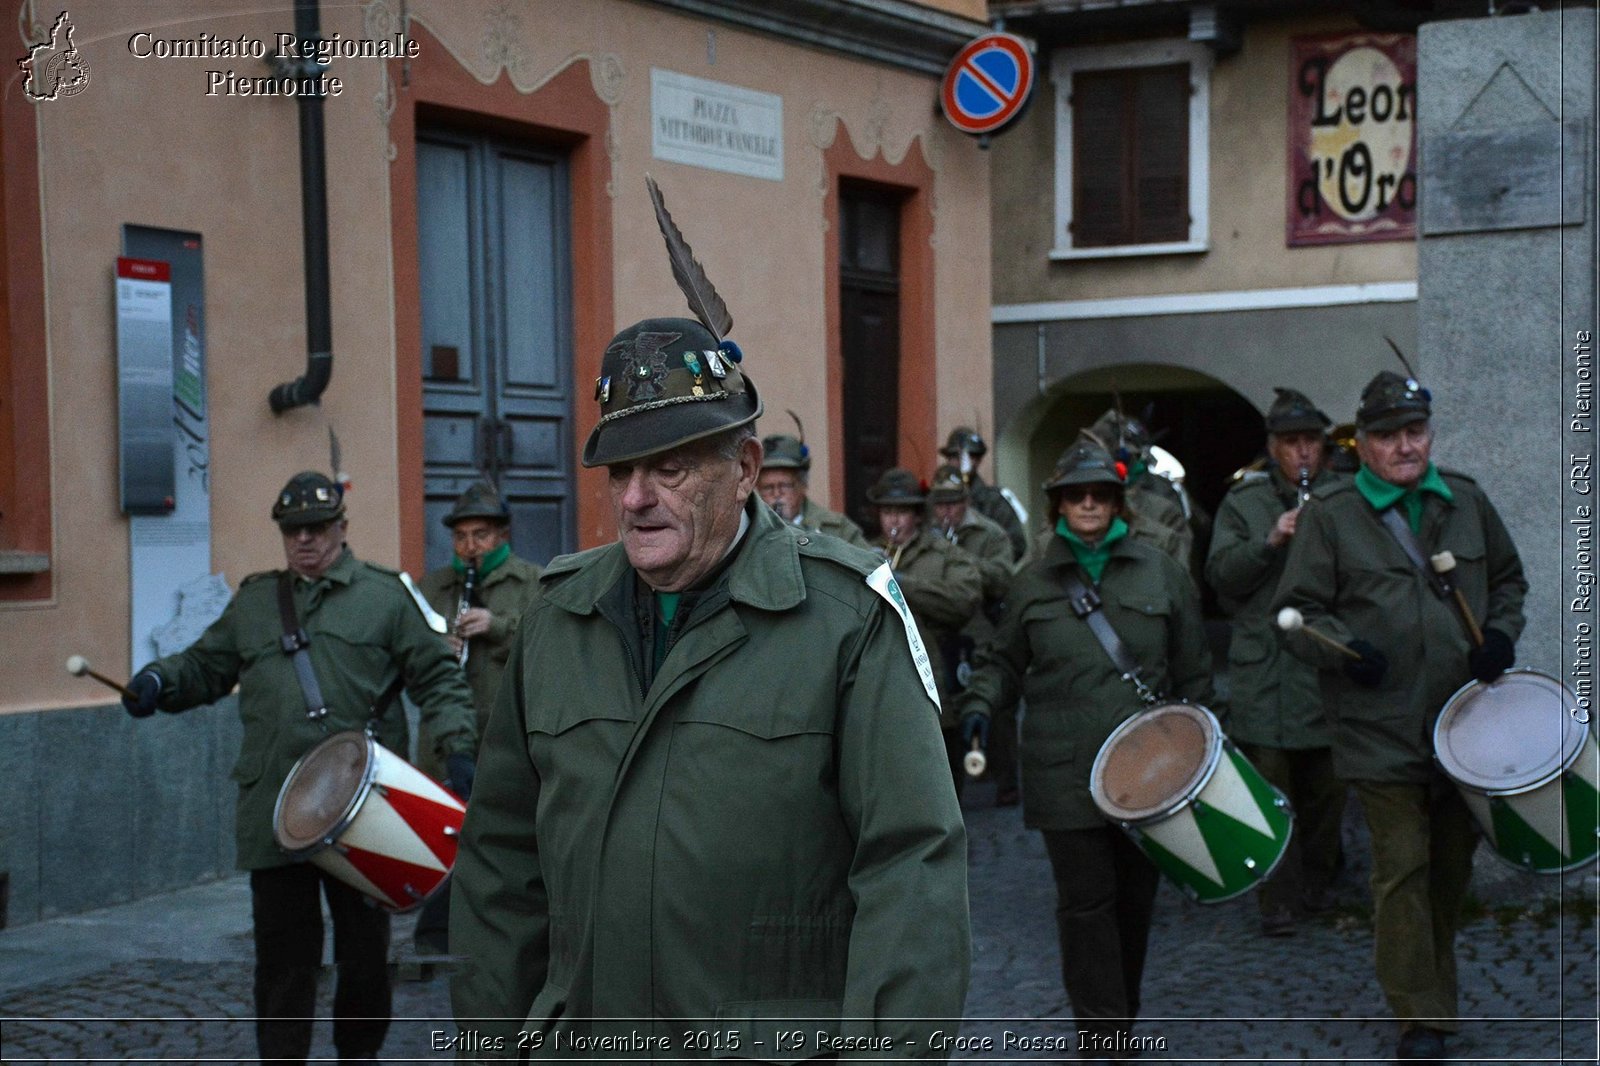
[940,32,1035,137]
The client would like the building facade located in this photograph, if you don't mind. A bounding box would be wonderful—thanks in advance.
[0,0,991,925]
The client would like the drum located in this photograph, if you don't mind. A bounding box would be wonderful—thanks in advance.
[1433,668,1600,874]
[1091,702,1294,903]
[272,730,466,911]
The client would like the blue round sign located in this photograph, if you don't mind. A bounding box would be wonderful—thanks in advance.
[941,33,1035,136]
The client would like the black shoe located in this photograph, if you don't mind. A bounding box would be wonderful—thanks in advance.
[1395,1026,1445,1063]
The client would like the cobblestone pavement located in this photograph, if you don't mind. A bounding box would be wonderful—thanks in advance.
[1,783,1596,1063]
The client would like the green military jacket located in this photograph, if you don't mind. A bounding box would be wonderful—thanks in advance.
[958,533,1214,830]
[968,474,1029,561]
[795,496,871,549]
[1127,472,1194,574]
[1273,469,1527,783]
[879,527,983,723]
[449,500,969,1058]
[1206,468,1342,750]
[144,549,477,869]
[417,552,543,778]
[944,508,1016,651]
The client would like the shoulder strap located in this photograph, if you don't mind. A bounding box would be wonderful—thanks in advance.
[1378,508,1450,600]
[1061,569,1158,704]
[275,571,329,723]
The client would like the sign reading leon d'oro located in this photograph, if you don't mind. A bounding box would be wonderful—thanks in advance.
[1288,32,1417,246]
[651,69,783,181]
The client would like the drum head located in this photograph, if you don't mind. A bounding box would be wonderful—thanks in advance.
[1094,703,1219,822]
[273,732,374,852]
[1435,670,1590,794]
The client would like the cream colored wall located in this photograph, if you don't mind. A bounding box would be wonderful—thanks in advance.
[991,14,1418,304]
[910,0,988,20]
[5,0,990,714]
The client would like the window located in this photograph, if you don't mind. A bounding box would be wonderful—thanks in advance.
[1052,40,1211,258]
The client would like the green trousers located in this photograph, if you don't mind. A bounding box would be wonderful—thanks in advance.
[1243,744,1346,918]
[1353,777,1480,1030]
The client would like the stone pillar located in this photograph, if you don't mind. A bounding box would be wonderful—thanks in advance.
[1418,9,1596,688]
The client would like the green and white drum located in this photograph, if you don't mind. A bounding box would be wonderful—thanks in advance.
[1433,669,1600,874]
[1091,702,1294,903]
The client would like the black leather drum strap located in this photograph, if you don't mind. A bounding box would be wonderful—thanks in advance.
[276,571,330,723]
[1378,508,1450,600]
[1063,571,1157,703]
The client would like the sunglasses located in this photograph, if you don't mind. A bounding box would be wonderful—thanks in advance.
[1060,485,1119,504]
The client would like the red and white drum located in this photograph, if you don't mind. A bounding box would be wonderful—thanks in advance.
[272,731,466,911]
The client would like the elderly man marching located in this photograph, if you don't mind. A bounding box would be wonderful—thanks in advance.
[449,179,969,1057]
[1206,388,1348,937]
[756,428,871,548]
[1275,370,1527,1064]
[869,467,984,792]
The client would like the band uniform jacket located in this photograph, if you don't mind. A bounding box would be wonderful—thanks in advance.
[795,495,871,549]
[448,500,970,1059]
[417,552,543,776]
[1272,471,1527,783]
[141,548,478,869]
[958,533,1214,830]
[1128,473,1194,574]
[967,474,1029,561]
[879,528,983,724]
[1205,468,1342,750]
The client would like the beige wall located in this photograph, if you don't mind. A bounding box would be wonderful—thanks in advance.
[4,0,990,714]
[991,13,1418,305]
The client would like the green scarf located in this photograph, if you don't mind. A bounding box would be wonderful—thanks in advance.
[1356,463,1453,533]
[1056,516,1130,584]
[452,541,511,577]
[652,591,682,670]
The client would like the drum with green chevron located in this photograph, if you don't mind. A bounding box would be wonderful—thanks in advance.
[1091,702,1294,903]
[1434,669,1600,874]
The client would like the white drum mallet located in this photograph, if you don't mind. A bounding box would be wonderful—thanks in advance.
[65,655,138,700]
[1429,551,1486,648]
[963,737,987,778]
[1275,607,1363,661]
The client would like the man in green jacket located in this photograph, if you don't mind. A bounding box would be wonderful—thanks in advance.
[869,467,983,791]
[928,463,1020,804]
[940,426,1030,561]
[1275,371,1527,1063]
[1206,387,1347,937]
[756,430,871,547]
[413,480,543,956]
[1089,408,1195,573]
[121,471,478,1064]
[450,314,970,1058]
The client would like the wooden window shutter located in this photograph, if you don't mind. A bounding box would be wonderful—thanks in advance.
[1071,63,1191,248]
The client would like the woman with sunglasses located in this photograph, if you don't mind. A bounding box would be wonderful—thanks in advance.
[957,432,1213,1061]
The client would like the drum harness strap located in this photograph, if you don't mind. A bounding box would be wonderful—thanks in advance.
[1063,571,1159,705]
[1378,508,1451,600]
[276,571,405,734]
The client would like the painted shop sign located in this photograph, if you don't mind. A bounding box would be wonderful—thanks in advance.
[651,69,783,181]
[1287,32,1417,246]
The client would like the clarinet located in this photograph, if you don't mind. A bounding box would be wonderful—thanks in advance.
[1297,466,1313,507]
[456,564,478,667]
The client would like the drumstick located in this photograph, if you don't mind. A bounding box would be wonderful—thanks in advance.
[65,655,139,699]
[1430,551,1486,647]
[963,736,987,778]
[1275,608,1363,661]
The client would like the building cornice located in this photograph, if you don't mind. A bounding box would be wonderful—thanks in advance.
[637,0,992,76]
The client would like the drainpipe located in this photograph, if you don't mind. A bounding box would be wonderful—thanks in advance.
[269,0,333,413]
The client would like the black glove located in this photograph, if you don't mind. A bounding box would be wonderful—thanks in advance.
[122,670,160,718]
[445,752,476,802]
[960,711,990,750]
[1469,629,1515,683]
[1342,640,1389,689]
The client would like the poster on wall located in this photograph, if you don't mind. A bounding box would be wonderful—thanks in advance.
[1287,31,1417,246]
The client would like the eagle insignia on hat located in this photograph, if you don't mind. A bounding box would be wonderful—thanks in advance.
[618,331,678,402]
